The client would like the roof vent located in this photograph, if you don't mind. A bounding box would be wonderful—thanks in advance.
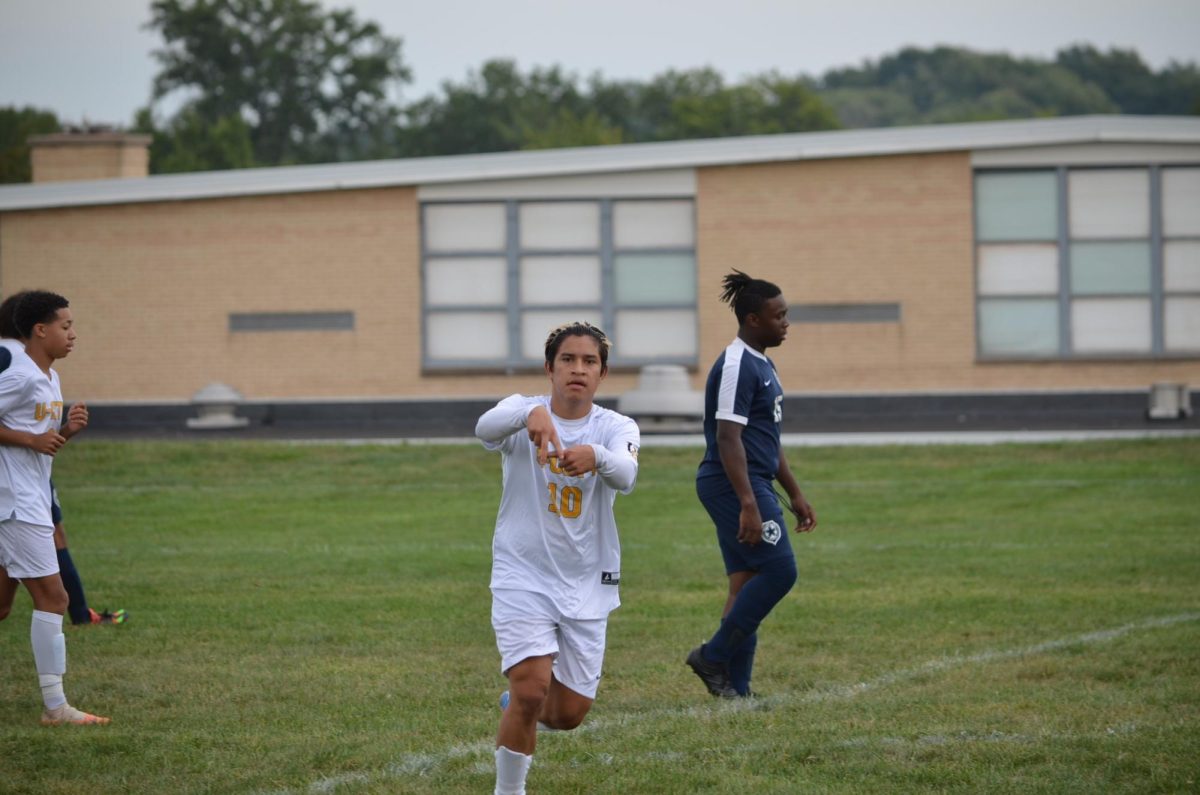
[1147,382,1192,421]
[618,365,703,434]
[187,382,250,430]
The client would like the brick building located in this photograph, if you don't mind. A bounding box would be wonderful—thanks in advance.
[0,116,1197,434]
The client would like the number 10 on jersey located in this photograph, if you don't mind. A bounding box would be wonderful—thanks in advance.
[547,483,582,518]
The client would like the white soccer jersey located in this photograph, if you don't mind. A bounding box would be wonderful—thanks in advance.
[476,394,640,620]
[0,338,23,360]
[0,346,60,527]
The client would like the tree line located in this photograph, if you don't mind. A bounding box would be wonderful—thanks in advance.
[2,0,1198,182]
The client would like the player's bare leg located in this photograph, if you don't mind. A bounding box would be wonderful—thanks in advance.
[495,655,551,794]
[21,572,68,615]
[0,564,18,622]
[537,678,593,731]
[497,655,552,753]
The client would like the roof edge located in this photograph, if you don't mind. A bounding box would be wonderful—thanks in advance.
[2,115,1199,212]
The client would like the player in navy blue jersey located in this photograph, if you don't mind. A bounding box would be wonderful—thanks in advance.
[686,270,817,698]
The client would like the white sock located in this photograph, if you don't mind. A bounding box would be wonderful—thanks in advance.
[31,610,67,709]
[494,746,532,795]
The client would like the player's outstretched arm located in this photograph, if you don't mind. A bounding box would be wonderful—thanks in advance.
[477,395,561,464]
[573,421,639,493]
[476,394,533,443]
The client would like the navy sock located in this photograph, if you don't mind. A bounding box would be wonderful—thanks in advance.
[703,555,797,663]
[729,632,757,695]
[56,547,91,624]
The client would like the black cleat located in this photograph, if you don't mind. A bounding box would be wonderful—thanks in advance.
[686,645,738,698]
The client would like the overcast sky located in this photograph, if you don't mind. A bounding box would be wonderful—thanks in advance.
[1,0,1197,126]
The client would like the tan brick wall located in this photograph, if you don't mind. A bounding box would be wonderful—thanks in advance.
[1,153,1195,404]
[695,153,1200,393]
[0,188,635,402]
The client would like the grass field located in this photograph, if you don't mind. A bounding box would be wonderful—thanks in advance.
[0,437,1197,794]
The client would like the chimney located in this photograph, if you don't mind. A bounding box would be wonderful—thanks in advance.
[27,130,151,183]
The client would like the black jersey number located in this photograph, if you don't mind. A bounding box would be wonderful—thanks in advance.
[547,483,583,518]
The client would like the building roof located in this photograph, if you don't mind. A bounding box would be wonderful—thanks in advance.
[2,115,1198,212]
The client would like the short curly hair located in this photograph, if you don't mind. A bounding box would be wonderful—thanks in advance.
[14,290,69,340]
[544,321,611,371]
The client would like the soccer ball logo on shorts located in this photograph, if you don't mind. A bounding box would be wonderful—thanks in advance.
[761,520,782,546]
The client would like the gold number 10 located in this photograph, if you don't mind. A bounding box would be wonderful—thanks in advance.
[547,483,583,518]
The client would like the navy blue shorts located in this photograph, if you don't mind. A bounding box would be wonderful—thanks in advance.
[50,479,62,525]
[696,474,794,575]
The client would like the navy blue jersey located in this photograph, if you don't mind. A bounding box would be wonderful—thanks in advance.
[698,337,784,483]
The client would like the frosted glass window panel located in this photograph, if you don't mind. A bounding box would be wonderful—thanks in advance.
[615,309,697,358]
[520,309,604,361]
[1162,167,1200,237]
[519,203,601,249]
[977,244,1059,295]
[425,258,506,307]
[1165,297,1200,351]
[1068,169,1150,239]
[1069,242,1151,295]
[1164,242,1200,292]
[613,201,695,248]
[1071,298,1151,354]
[426,312,509,360]
[974,172,1058,242]
[978,299,1059,356]
[520,256,602,305]
[424,204,506,252]
[614,254,697,305]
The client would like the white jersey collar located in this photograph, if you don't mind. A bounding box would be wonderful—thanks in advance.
[731,336,769,362]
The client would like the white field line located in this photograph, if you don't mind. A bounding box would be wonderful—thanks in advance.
[272,611,1199,795]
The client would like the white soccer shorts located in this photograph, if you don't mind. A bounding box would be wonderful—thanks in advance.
[0,519,58,579]
[491,588,609,700]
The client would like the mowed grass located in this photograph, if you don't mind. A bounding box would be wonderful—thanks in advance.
[0,437,1197,794]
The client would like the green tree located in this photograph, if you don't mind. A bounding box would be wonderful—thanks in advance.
[145,0,410,167]
[1056,45,1200,115]
[520,109,625,150]
[656,73,840,139]
[400,60,592,156]
[820,46,1116,127]
[0,106,60,183]
[134,107,256,173]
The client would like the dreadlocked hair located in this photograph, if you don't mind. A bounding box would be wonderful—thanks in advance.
[544,321,611,370]
[719,270,781,324]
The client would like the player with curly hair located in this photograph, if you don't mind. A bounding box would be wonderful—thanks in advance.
[0,290,109,725]
[476,321,640,795]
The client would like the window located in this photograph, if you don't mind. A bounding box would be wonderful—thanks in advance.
[422,198,696,369]
[974,166,1200,358]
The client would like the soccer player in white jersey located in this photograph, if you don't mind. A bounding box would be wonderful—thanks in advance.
[0,290,109,726]
[476,321,640,795]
